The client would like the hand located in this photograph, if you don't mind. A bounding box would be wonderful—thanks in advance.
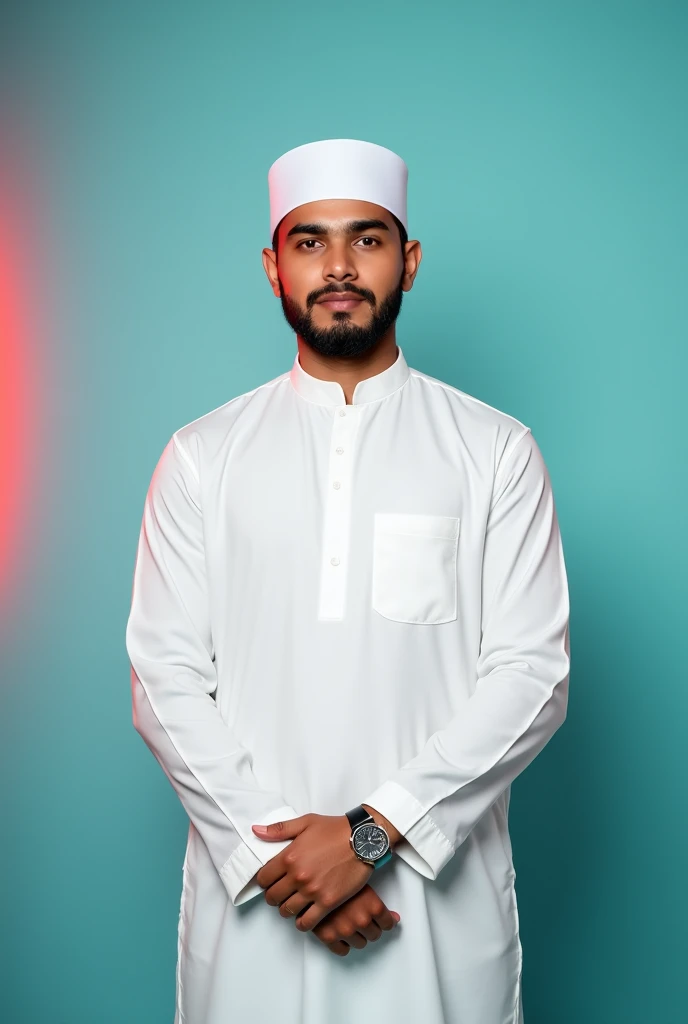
[312,884,401,956]
[251,813,373,932]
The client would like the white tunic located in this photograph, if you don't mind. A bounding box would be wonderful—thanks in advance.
[125,345,570,1024]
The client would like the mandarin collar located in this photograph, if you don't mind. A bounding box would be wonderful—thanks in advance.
[289,345,410,407]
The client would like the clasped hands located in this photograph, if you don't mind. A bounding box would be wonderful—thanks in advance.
[251,809,401,957]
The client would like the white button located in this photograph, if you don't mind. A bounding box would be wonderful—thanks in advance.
[330,556,340,566]
[332,480,341,490]
[338,409,346,417]
[335,447,344,454]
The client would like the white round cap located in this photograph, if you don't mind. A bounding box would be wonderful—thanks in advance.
[268,139,408,237]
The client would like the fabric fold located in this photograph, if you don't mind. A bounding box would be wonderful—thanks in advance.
[362,429,570,880]
[125,432,300,907]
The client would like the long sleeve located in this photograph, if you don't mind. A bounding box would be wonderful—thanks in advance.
[125,431,301,906]
[361,428,571,880]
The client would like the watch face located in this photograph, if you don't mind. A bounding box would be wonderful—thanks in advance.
[352,823,389,861]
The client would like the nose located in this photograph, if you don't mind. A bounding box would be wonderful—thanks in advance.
[322,238,357,283]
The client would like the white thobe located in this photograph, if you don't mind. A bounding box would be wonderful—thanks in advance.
[125,344,570,1024]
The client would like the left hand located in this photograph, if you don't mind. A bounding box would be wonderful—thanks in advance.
[251,813,373,932]
[313,884,401,956]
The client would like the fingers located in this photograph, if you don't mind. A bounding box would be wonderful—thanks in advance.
[255,857,288,890]
[347,895,383,942]
[263,876,318,921]
[361,891,397,934]
[326,940,351,957]
[358,919,383,942]
[372,905,398,932]
[280,893,312,920]
[325,925,373,955]
[263,876,299,909]
[313,888,401,956]
[325,921,367,949]
[292,898,336,932]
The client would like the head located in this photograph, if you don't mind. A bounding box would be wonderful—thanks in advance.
[262,198,422,359]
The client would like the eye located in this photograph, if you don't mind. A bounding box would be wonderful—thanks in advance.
[355,236,379,247]
[297,239,323,250]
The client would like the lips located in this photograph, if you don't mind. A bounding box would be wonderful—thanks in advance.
[315,292,366,311]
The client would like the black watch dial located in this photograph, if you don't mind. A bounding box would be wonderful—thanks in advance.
[352,823,389,861]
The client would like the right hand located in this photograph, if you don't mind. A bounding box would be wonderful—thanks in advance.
[311,884,400,956]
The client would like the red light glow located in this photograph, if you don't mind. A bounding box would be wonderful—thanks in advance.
[0,148,41,612]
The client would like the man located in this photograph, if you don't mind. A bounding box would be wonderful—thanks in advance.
[125,138,570,1024]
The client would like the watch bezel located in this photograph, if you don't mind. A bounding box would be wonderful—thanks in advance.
[349,821,391,864]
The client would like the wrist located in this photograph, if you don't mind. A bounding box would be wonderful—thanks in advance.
[361,803,403,849]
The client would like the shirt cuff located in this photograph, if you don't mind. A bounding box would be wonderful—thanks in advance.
[219,804,301,906]
[361,779,455,881]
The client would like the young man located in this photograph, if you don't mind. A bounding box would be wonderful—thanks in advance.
[125,139,570,1024]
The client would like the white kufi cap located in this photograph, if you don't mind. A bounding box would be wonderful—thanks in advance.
[268,139,408,237]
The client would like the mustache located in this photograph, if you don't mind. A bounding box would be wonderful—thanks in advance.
[307,283,376,308]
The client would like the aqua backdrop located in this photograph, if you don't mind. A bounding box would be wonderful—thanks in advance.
[0,2,685,1021]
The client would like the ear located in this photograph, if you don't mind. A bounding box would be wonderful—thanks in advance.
[401,239,422,292]
[262,246,281,297]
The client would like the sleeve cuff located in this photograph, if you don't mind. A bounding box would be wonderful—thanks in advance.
[361,780,455,881]
[219,804,301,906]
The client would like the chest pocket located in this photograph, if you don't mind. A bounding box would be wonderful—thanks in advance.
[371,513,460,624]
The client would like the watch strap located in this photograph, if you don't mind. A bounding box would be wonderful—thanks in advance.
[372,848,393,869]
[345,805,373,830]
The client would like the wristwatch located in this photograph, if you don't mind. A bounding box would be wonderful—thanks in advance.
[345,805,393,869]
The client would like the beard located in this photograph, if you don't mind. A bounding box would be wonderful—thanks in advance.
[278,273,404,359]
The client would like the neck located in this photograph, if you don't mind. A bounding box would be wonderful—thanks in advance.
[296,328,398,405]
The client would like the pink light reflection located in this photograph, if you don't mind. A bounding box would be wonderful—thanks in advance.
[0,141,41,614]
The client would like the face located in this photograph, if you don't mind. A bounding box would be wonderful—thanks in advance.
[262,199,421,359]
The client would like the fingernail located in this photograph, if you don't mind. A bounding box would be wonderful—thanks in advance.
[391,911,400,922]
[253,825,269,834]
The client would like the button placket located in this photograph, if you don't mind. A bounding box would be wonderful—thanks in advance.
[317,405,362,620]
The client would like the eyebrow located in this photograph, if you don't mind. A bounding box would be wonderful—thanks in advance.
[286,218,390,238]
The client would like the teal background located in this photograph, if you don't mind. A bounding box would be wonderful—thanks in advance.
[1,2,685,1021]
